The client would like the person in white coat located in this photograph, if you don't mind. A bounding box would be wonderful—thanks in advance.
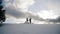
[24,18,29,24]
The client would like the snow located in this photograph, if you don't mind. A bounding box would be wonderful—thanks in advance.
[0,24,60,34]
[24,21,33,24]
[24,21,30,24]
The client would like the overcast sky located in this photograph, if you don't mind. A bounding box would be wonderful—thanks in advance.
[2,0,60,24]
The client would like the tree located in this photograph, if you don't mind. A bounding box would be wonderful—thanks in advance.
[0,0,2,4]
[0,0,6,24]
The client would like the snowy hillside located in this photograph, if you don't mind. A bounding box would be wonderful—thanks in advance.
[0,24,60,34]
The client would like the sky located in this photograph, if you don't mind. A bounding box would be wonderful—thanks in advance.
[2,0,60,24]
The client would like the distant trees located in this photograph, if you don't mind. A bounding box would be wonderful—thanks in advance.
[0,0,6,24]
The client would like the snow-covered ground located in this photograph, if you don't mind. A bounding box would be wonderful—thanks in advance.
[0,24,60,34]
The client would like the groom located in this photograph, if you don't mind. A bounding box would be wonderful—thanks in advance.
[29,18,31,24]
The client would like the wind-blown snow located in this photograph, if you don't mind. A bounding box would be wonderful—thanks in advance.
[0,24,60,34]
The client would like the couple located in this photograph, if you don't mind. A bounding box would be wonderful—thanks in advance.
[25,18,32,24]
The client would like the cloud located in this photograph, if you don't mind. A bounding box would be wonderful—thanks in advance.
[3,0,60,24]
[29,0,60,17]
[12,0,35,12]
[37,10,58,19]
[47,16,60,23]
[5,5,45,21]
[4,0,35,17]
[28,0,60,23]
[4,0,45,21]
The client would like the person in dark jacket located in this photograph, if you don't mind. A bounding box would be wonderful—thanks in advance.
[29,18,32,24]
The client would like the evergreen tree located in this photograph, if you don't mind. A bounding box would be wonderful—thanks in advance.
[0,0,2,4]
[0,0,6,24]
